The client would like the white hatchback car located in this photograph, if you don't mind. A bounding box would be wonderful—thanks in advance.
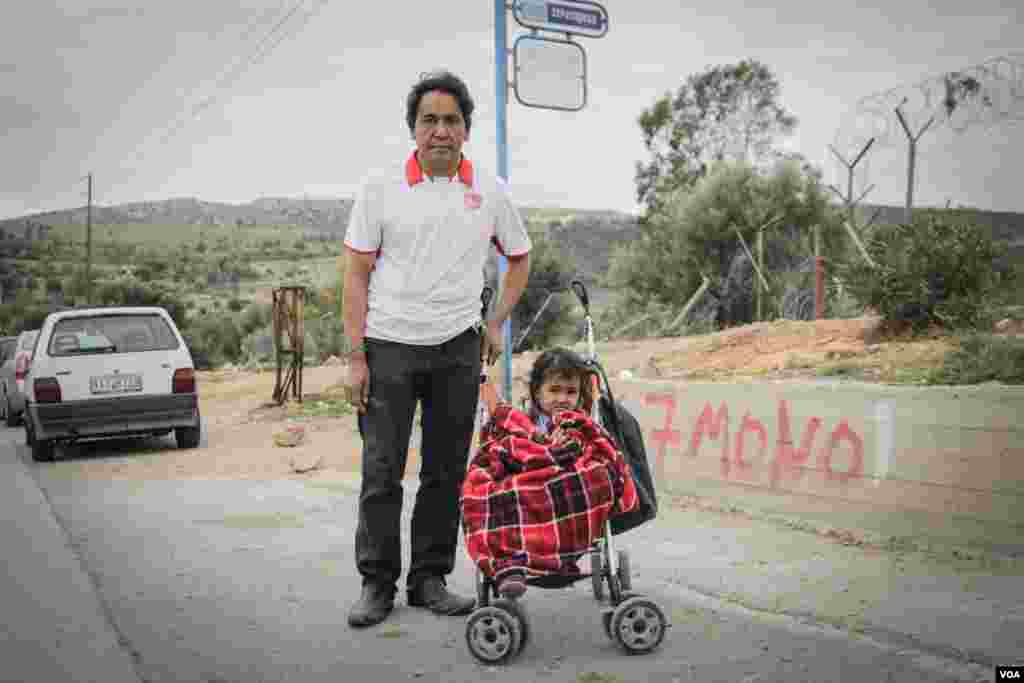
[23,306,201,462]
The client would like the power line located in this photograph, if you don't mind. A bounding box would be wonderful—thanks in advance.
[136,0,327,159]
[33,0,330,217]
[14,0,315,219]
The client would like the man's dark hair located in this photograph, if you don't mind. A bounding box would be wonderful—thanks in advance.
[527,347,594,416]
[406,70,475,135]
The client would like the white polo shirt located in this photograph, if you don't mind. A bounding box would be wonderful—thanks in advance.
[344,152,532,345]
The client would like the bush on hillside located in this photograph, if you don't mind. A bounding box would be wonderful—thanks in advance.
[486,225,579,352]
[927,333,1024,385]
[835,213,1013,333]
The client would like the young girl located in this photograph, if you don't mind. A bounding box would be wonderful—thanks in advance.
[491,347,597,599]
[525,346,595,433]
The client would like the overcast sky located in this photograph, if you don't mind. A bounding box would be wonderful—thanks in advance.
[1,1,1022,220]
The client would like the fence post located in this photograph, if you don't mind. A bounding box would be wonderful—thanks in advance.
[512,290,556,352]
[814,224,825,319]
[843,219,878,269]
[660,274,711,335]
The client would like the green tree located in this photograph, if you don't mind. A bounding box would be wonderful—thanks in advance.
[487,225,579,352]
[635,58,798,220]
[606,159,843,330]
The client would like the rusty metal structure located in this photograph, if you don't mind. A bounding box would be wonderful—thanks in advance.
[272,286,306,405]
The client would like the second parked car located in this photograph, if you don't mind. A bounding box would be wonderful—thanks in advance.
[23,306,201,462]
[0,329,39,427]
[0,335,18,426]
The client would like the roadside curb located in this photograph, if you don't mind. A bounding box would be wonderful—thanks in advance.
[662,579,993,682]
[0,447,143,683]
[662,491,1024,564]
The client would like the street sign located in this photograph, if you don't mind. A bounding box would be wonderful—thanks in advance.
[513,0,609,39]
[512,34,587,111]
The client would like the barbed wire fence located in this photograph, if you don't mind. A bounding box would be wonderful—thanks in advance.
[570,55,1024,343]
[814,52,1024,320]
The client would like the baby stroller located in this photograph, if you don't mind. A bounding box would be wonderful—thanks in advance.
[461,281,668,664]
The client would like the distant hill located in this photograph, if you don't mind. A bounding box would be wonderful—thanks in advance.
[2,197,1021,306]
[0,197,355,235]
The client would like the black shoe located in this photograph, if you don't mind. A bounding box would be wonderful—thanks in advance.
[348,583,396,628]
[407,576,475,616]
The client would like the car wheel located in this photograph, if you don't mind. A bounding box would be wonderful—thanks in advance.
[175,421,201,449]
[31,438,56,463]
[5,396,18,428]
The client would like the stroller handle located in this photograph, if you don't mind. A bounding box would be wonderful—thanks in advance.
[570,280,590,311]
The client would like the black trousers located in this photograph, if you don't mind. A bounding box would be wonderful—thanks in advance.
[355,325,482,589]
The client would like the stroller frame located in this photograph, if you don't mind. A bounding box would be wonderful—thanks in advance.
[464,281,669,664]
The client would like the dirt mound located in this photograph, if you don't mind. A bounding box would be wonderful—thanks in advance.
[501,316,957,385]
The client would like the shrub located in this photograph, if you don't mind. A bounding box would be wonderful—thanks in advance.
[239,302,273,337]
[835,213,1012,333]
[596,296,674,341]
[486,226,579,352]
[187,315,243,368]
[926,333,1024,385]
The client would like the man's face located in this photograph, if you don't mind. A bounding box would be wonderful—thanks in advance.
[414,90,468,175]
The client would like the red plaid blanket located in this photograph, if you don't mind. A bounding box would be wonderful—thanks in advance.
[461,405,638,581]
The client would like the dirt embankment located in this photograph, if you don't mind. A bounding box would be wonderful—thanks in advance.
[52,314,1014,482]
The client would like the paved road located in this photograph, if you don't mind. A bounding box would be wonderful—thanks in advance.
[0,425,997,683]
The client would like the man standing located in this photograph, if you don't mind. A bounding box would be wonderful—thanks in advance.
[343,70,532,628]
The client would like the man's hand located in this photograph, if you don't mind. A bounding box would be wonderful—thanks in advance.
[481,319,504,366]
[345,355,370,413]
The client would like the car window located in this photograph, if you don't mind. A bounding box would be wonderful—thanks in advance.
[0,340,13,361]
[48,314,180,356]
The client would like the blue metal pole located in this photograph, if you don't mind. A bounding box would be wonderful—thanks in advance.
[495,0,513,402]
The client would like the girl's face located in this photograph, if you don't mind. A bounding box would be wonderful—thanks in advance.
[537,371,583,417]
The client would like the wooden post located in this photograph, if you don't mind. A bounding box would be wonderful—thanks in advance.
[86,173,92,304]
[814,224,825,320]
[757,229,765,321]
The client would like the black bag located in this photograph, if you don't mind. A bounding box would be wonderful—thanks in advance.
[599,396,658,535]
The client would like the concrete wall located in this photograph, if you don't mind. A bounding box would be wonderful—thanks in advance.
[586,378,1024,548]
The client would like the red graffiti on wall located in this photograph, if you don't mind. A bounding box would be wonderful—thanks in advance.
[772,399,823,486]
[733,412,768,482]
[644,393,865,485]
[818,420,864,483]
[643,393,680,483]
[688,402,729,474]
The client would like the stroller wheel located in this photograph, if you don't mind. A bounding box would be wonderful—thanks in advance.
[590,546,605,602]
[610,596,668,655]
[601,607,614,640]
[465,606,522,665]
[601,592,638,641]
[475,569,491,607]
[493,598,529,654]
[617,549,632,592]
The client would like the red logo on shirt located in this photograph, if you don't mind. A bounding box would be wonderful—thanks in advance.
[464,192,482,210]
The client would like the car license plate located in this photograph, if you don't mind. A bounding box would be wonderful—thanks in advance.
[90,374,143,395]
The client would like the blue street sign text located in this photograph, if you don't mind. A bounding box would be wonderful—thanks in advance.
[548,3,603,31]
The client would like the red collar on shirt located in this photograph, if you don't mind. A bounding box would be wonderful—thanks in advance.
[406,150,474,187]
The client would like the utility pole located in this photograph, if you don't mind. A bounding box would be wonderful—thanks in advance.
[85,173,93,305]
